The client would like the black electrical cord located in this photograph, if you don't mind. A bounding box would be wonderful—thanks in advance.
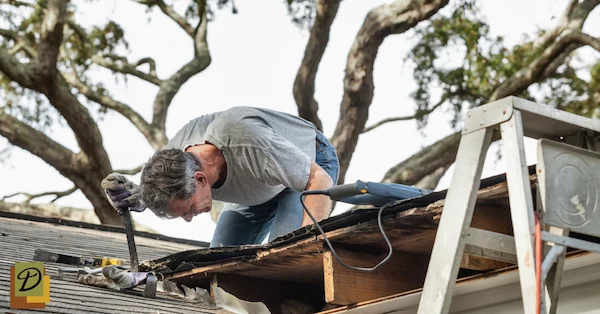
[300,190,394,272]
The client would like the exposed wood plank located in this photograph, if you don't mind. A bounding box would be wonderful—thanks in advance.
[165,178,527,292]
[463,204,513,270]
[166,201,512,284]
[323,247,429,305]
[166,238,326,284]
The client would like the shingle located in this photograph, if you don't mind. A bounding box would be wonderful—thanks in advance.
[0,214,229,313]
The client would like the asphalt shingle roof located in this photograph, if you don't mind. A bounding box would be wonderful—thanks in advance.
[0,213,228,314]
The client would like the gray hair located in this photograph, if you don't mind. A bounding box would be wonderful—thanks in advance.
[140,149,202,218]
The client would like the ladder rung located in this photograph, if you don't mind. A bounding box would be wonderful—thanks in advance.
[541,231,600,254]
[464,228,517,263]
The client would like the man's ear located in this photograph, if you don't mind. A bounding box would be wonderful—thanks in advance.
[193,171,207,186]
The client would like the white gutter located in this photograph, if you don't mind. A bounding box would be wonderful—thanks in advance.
[335,253,600,314]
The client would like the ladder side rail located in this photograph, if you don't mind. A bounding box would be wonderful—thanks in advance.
[417,127,494,314]
[500,109,538,314]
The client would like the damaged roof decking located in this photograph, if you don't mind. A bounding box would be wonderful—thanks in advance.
[150,172,523,309]
[0,214,229,314]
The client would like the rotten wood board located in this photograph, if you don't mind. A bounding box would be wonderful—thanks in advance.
[323,247,429,305]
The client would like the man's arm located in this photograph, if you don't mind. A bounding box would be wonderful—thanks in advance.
[301,161,334,227]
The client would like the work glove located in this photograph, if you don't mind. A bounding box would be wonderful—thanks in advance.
[102,265,148,289]
[101,172,146,214]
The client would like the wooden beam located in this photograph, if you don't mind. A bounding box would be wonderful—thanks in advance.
[463,204,513,270]
[323,246,429,305]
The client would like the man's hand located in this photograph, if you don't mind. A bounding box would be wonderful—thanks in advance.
[301,161,334,227]
[100,173,146,214]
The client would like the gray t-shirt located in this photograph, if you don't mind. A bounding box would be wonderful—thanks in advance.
[165,106,318,208]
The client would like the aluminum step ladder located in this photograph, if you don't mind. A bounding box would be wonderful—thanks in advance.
[417,96,600,314]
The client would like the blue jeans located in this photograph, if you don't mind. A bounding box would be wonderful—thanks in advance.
[210,130,339,247]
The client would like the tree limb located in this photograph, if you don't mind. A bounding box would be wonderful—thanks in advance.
[7,42,22,55]
[63,73,165,149]
[541,42,580,78]
[532,0,578,50]
[0,0,35,7]
[533,0,599,49]
[151,0,211,140]
[135,0,195,37]
[382,132,461,184]
[136,57,157,77]
[293,0,341,131]
[0,28,37,58]
[35,0,67,81]
[490,31,600,101]
[414,165,451,190]
[61,17,163,86]
[3,186,78,203]
[114,164,144,175]
[0,46,35,88]
[330,0,449,183]
[363,92,448,133]
[0,110,82,177]
[91,54,163,86]
[1,36,113,183]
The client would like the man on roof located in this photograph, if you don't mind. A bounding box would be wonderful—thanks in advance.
[101,106,339,248]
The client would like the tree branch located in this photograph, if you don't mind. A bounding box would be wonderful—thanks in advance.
[7,43,22,55]
[114,164,144,175]
[363,92,448,133]
[414,165,451,190]
[63,73,164,149]
[0,28,37,58]
[0,110,82,177]
[3,186,78,203]
[135,0,195,37]
[136,57,157,77]
[293,0,341,131]
[35,0,67,81]
[541,42,580,78]
[61,18,164,86]
[382,132,461,184]
[0,46,35,88]
[532,0,578,50]
[0,0,35,7]
[91,54,163,86]
[330,0,449,183]
[567,31,600,51]
[151,0,211,140]
[490,31,600,101]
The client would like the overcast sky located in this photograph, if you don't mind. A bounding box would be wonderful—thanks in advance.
[1,0,598,242]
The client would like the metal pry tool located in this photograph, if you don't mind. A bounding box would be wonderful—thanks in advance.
[120,207,139,273]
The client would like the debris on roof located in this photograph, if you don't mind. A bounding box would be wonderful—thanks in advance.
[0,212,228,314]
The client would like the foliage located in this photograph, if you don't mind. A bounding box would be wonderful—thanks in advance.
[0,75,56,130]
[407,1,599,129]
[286,0,315,30]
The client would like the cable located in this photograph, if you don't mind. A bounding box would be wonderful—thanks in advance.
[300,190,394,272]
[535,214,542,314]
